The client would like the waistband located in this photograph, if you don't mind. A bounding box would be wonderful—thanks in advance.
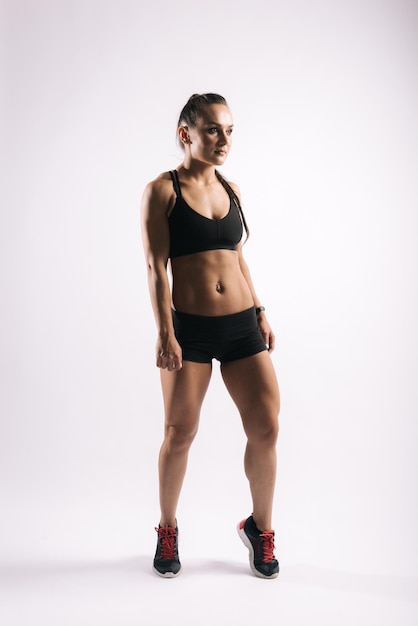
[172,306,256,322]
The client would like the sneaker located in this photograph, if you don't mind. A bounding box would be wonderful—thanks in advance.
[153,525,181,578]
[237,515,279,579]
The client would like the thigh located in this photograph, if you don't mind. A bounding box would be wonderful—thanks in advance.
[160,360,213,432]
[220,352,280,436]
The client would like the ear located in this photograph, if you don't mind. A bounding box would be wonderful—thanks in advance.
[178,126,191,145]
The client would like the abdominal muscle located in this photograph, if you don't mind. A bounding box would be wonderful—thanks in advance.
[170,249,254,316]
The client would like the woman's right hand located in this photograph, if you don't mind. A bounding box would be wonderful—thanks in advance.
[156,336,183,371]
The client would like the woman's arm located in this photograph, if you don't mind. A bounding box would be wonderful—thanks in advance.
[237,244,276,353]
[140,179,182,370]
[228,180,276,353]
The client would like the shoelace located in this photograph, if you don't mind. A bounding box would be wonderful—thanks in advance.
[259,532,276,563]
[155,526,178,560]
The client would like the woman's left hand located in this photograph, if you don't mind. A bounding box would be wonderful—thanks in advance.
[257,315,276,353]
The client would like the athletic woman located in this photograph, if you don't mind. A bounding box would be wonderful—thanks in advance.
[141,93,280,579]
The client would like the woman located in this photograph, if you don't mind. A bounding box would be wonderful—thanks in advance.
[141,93,280,579]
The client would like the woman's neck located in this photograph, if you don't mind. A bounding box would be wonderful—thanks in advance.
[178,161,218,185]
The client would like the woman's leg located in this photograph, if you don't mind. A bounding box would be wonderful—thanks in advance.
[159,360,212,527]
[221,351,280,531]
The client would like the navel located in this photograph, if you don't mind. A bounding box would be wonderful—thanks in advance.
[215,282,224,294]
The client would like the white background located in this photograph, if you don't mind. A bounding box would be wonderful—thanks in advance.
[1,0,417,624]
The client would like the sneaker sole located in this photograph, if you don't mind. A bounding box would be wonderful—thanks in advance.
[153,566,181,578]
[237,521,279,579]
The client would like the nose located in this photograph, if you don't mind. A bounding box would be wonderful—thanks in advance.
[218,131,230,145]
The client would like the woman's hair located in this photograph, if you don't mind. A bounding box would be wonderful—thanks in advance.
[177,93,228,129]
[177,92,250,241]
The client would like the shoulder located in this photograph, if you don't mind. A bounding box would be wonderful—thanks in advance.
[143,171,173,200]
[221,176,242,204]
[226,180,241,201]
[141,171,176,214]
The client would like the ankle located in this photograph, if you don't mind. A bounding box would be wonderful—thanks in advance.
[252,515,273,533]
[159,518,177,529]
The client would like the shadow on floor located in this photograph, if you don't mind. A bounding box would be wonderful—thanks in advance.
[1,557,417,603]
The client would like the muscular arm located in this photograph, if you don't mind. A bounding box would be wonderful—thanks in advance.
[237,244,276,353]
[140,179,182,370]
[229,180,276,353]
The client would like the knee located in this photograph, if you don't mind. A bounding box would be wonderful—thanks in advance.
[164,423,197,453]
[247,414,279,448]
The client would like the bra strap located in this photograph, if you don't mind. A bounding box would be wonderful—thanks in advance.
[169,170,182,198]
[215,170,250,240]
[215,170,239,207]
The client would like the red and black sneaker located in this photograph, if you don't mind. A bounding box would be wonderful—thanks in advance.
[237,515,279,579]
[153,525,181,578]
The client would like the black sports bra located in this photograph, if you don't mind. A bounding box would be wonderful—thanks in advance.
[168,170,243,258]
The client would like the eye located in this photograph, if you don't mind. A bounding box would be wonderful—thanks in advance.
[208,127,219,134]
[226,129,233,136]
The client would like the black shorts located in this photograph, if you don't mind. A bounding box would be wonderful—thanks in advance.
[172,306,267,364]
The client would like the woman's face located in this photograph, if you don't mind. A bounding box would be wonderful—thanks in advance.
[182,104,234,165]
